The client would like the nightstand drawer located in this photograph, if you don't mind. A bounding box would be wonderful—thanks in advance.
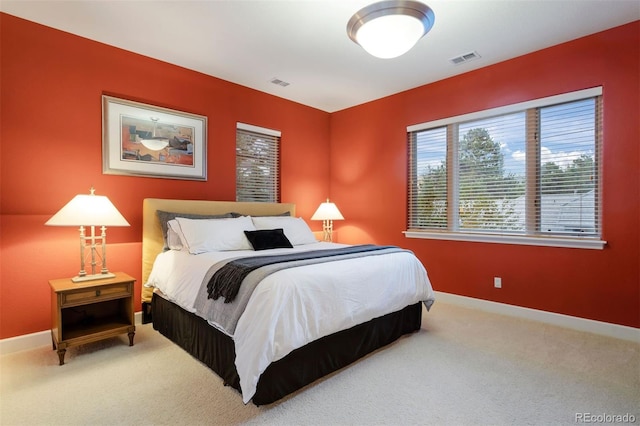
[61,282,132,307]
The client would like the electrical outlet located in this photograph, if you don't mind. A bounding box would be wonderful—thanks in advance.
[494,277,502,288]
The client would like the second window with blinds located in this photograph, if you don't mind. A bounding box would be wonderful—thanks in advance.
[406,87,604,249]
[236,123,281,202]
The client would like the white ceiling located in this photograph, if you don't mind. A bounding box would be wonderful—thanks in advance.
[2,0,639,112]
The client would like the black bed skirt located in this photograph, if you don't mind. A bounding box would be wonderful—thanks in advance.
[152,293,422,405]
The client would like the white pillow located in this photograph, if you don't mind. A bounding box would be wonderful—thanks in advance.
[175,216,256,254]
[251,216,317,245]
[166,219,186,250]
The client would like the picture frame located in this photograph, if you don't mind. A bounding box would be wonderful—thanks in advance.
[102,95,207,181]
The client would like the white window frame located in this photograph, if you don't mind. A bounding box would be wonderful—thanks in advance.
[405,87,606,250]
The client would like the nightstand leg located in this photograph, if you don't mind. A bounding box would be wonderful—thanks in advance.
[57,348,66,366]
[128,331,135,346]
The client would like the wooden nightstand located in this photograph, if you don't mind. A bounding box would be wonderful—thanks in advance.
[49,272,136,365]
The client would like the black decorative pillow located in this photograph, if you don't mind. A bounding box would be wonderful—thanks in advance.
[156,210,234,250]
[244,229,293,251]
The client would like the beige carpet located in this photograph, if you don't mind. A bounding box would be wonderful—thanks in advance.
[1,302,638,426]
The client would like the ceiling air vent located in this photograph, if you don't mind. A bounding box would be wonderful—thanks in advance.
[270,78,290,87]
[449,51,480,65]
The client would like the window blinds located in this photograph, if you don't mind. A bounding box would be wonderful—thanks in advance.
[408,127,447,228]
[537,98,600,236]
[457,112,526,232]
[236,124,280,203]
[408,88,602,240]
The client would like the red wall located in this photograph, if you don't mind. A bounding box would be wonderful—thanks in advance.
[0,14,330,338]
[1,14,638,339]
[330,21,640,328]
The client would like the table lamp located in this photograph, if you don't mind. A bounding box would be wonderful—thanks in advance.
[311,198,344,242]
[45,187,130,282]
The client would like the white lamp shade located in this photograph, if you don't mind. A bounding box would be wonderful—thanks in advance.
[311,200,344,221]
[46,194,130,227]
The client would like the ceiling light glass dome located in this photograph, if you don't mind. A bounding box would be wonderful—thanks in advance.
[347,0,435,59]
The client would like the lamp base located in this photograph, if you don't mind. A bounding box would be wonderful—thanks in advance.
[322,220,334,242]
[71,272,116,283]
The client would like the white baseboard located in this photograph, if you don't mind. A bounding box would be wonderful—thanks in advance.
[0,311,144,356]
[435,291,639,342]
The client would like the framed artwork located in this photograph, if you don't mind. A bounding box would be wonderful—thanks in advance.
[102,95,207,180]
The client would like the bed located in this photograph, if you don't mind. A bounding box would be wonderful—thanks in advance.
[142,198,435,405]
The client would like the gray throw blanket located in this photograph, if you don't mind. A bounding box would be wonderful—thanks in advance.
[193,245,408,336]
[208,245,398,303]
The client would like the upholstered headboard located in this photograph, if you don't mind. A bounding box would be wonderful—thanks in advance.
[141,198,296,303]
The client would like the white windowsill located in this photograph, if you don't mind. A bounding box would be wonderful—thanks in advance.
[403,230,606,250]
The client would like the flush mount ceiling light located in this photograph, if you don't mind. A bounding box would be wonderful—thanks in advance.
[347,0,435,59]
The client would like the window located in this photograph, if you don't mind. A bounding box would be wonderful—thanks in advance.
[236,123,280,202]
[407,88,604,249]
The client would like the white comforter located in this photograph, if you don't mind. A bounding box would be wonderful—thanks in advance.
[146,242,435,404]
